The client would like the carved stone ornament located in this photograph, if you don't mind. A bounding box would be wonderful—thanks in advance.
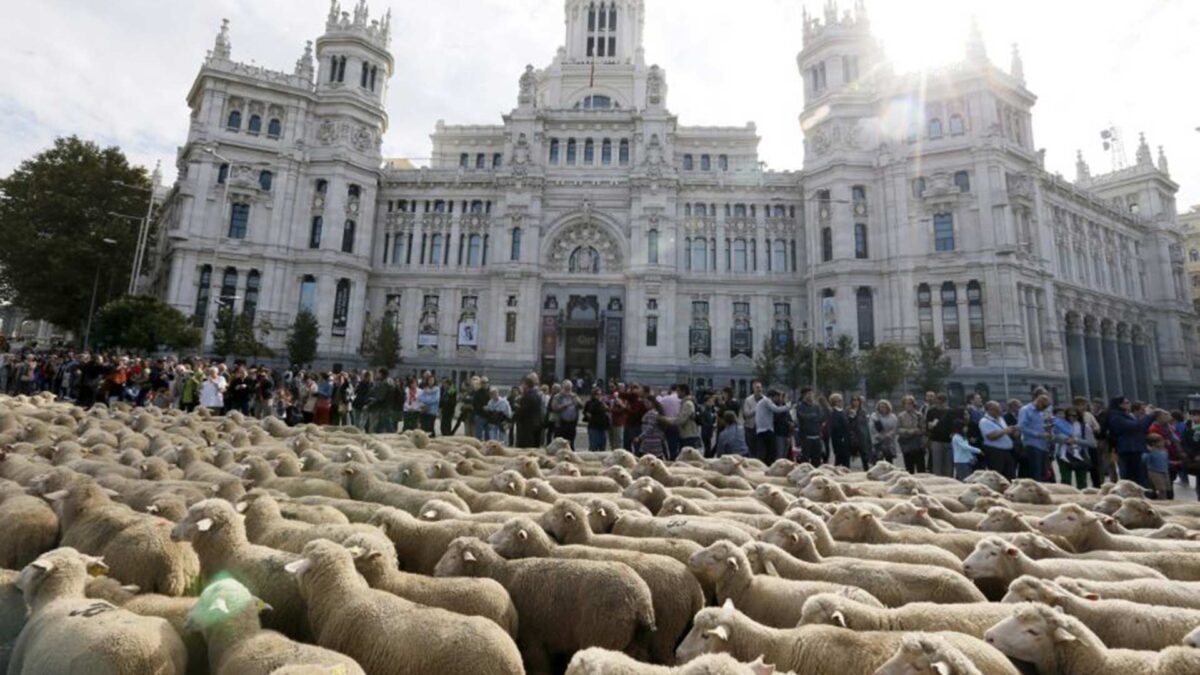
[547,222,621,273]
[647,65,664,106]
[318,119,337,145]
[351,126,373,151]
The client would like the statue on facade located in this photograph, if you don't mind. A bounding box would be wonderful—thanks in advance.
[518,65,537,107]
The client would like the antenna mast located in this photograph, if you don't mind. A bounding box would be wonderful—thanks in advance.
[1099,124,1127,171]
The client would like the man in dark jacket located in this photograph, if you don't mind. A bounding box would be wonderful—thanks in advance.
[794,388,825,467]
[1107,396,1153,488]
[514,375,544,449]
[828,393,851,468]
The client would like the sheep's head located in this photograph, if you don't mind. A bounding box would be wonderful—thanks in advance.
[418,499,464,521]
[433,536,494,578]
[965,470,1011,494]
[688,540,747,584]
[799,475,843,503]
[765,458,796,477]
[782,505,828,540]
[487,470,526,496]
[887,476,926,496]
[19,547,108,609]
[882,501,929,526]
[632,455,668,480]
[1112,497,1163,529]
[797,591,865,628]
[85,576,141,605]
[875,633,979,675]
[1146,523,1191,540]
[145,494,188,522]
[583,498,620,533]
[983,604,1084,670]
[1002,575,1072,605]
[825,503,874,540]
[1035,503,1096,542]
[1006,532,1064,560]
[659,495,699,517]
[284,538,355,588]
[507,456,543,480]
[864,461,898,481]
[622,476,666,506]
[677,446,706,465]
[523,478,553,500]
[1052,577,1101,602]
[1005,479,1052,505]
[549,462,581,477]
[971,496,1009,513]
[234,488,280,517]
[1102,480,1147,499]
[759,520,817,560]
[978,507,1027,533]
[487,517,552,558]
[538,499,590,543]
[390,461,423,487]
[710,455,746,476]
[1183,625,1200,649]
[958,483,1001,508]
[601,448,636,469]
[962,537,1022,580]
[676,600,740,664]
[344,532,399,581]
[42,481,119,521]
[172,499,241,543]
[184,578,269,635]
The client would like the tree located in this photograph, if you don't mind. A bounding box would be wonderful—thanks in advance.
[286,309,320,366]
[817,334,861,395]
[212,307,273,359]
[780,337,815,394]
[913,334,954,395]
[861,343,914,400]
[91,295,200,352]
[752,336,781,388]
[362,316,402,370]
[0,137,153,338]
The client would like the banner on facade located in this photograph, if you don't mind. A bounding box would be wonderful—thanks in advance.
[605,317,623,381]
[731,328,753,358]
[417,311,439,348]
[689,327,712,357]
[457,318,478,349]
[821,296,837,348]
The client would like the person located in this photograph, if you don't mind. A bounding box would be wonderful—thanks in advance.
[483,387,512,442]
[438,378,458,437]
[951,411,984,480]
[1148,409,1181,499]
[1053,406,1093,490]
[332,372,354,426]
[714,410,750,457]
[635,398,667,459]
[742,381,764,460]
[180,366,204,413]
[608,385,628,451]
[417,375,440,435]
[1181,409,1200,500]
[827,393,851,468]
[199,366,225,413]
[1107,396,1152,488]
[868,400,899,466]
[1145,433,1172,500]
[658,386,683,459]
[896,395,927,474]
[698,393,717,456]
[550,380,582,449]
[583,387,610,451]
[622,384,648,452]
[794,388,824,466]
[676,384,702,454]
[965,393,986,445]
[467,376,488,441]
[1017,394,1054,482]
[977,400,1019,479]
[506,385,521,446]
[754,389,792,464]
[512,375,543,448]
[299,375,318,424]
[253,368,275,419]
[925,394,952,477]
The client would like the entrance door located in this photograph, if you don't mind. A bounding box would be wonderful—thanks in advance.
[564,327,599,381]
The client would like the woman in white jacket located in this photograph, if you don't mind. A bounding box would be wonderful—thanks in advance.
[868,399,900,465]
[198,367,225,413]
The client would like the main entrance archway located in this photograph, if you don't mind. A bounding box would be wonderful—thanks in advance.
[540,289,625,385]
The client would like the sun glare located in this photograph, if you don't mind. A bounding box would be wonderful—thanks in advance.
[869,2,978,73]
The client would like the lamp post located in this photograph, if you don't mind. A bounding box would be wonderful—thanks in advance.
[83,238,119,351]
[112,164,160,295]
[201,146,232,356]
[993,245,1019,401]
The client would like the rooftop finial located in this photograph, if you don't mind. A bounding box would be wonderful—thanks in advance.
[295,40,315,79]
[1157,145,1169,175]
[1010,43,1024,84]
[353,0,369,27]
[1075,150,1090,182]
[966,16,987,64]
[1136,132,1153,167]
[855,0,869,24]
[824,0,838,24]
[212,18,231,60]
[327,0,341,28]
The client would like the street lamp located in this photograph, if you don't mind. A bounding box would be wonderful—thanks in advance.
[83,238,119,350]
[112,165,160,295]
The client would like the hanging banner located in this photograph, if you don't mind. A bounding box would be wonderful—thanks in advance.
[417,311,439,348]
[821,296,837,348]
[605,317,623,381]
[689,326,712,357]
[457,318,478,349]
[540,316,558,381]
[731,328,753,358]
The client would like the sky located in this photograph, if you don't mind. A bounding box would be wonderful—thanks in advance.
[1,0,1198,209]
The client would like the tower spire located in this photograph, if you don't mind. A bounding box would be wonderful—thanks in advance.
[1158,145,1170,175]
[1075,150,1090,182]
[1010,43,1024,84]
[211,18,231,61]
[966,16,987,64]
[1136,132,1153,167]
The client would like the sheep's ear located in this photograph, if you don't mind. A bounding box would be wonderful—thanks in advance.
[528,487,539,496]
[830,610,847,627]
[346,546,365,558]
[858,512,871,522]
[209,484,221,493]
[674,505,685,514]
[932,662,951,675]
[31,559,54,573]
[704,625,730,642]
[211,597,230,614]
[85,556,109,577]
[564,511,576,522]
[518,529,528,540]
[235,502,249,513]
[763,559,780,577]
[196,518,215,532]
[283,558,311,576]
[726,556,740,570]
[1052,625,1077,642]
[343,467,356,476]
[120,584,140,593]
[366,551,383,561]
[43,489,68,501]
[1005,546,1020,557]
[422,510,437,519]
[146,504,160,514]
[256,598,273,613]
[790,532,800,543]
[597,507,608,518]
[721,598,736,611]
[462,550,477,563]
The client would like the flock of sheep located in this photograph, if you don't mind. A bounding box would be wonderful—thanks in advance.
[2,391,1200,674]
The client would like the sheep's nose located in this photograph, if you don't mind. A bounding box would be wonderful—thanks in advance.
[986,636,995,644]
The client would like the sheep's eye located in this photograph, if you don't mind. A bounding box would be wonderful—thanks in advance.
[1026,629,1040,636]
[1066,516,1075,521]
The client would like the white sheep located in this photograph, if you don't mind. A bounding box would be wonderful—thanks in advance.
[961,536,1165,584]
[565,647,782,674]
[1037,503,1200,553]
[1053,577,1200,610]
[783,507,965,572]
[797,592,1020,639]
[873,633,986,675]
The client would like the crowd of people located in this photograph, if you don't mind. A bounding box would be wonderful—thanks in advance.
[3,348,1199,500]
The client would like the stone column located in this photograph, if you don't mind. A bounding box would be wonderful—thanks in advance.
[1102,322,1123,398]
[958,287,973,365]
[1118,325,1137,402]
[1084,318,1107,401]
[1132,330,1151,403]
[1065,314,1088,399]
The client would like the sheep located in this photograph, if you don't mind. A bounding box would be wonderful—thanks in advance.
[0,479,58,569]
[182,576,365,675]
[961,536,1165,585]
[237,489,378,553]
[824,503,984,558]
[1099,479,1146,499]
[984,603,1200,675]
[565,648,779,674]
[525,478,651,514]
[675,601,1019,674]
[584,496,625,533]
[331,461,470,515]
[293,495,384,523]
[43,480,200,596]
[660,495,780,529]
[84,575,205,674]
[241,456,350,499]
[276,498,352,525]
[288,538,524,675]
[1114,497,1200,531]
[873,633,987,675]
[170,498,310,641]
[446,479,549,513]
[688,540,881,629]
[343,530,519,637]
[613,511,758,546]
[797,592,1020,639]
[1,568,26,674]
[1053,577,1200,610]
[419,497,524,523]
[488,516,704,664]
[370,505,501,575]
[1037,502,1200,553]
[1001,575,1200,651]
[8,547,187,674]
[144,493,189,522]
[783,506,965,572]
[538,499,704,568]
[1005,530,1200,581]
[745,532,985,605]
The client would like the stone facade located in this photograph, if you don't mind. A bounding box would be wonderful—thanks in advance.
[150,0,1199,403]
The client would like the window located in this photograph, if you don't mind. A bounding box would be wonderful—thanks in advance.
[297,275,317,314]
[586,1,617,57]
[247,115,262,135]
[683,154,694,171]
[701,154,711,171]
[226,110,241,130]
[217,163,229,184]
[492,153,502,168]
[335,55,346,82]
[505,313,517,343]
[917,283,934,339]
[857,287,874,349]
[259,170,273,192]
[949,114,964,136]
[967,280,985,350]
[341,220,355,253]
[928,118,943,139]
[933,213,955,251]
[433,200,446,213]
[733,238,748,272]
[619,139,630,165]
[219,267,238,310]
[194,265,212,322]
[228,203,249,239]
[772,239,787,272]
[1191,249,1200,263]
[690,237,708,272]
[821,227,833,262]
[601,138,612,165]
[467,234,482,267]
[566,139,577,164]
[852,185,866,205]
[429,234,443,266]
[348,184,361,200]
[854,223,869,259]
[648,229,659,264]
[469,200,484,213]
[510,227,522,261]
[360,61,370,88]
[460,153,469,168]
[267,118,282,139]
[391,232,407,265]
[734,203,747,217]
[243,270,261,322]
[941,282,960,349]
[584,139,595,164]
[578,95,614,109]
[316,179,328,195]
[475,153,486,169]
[953,170,970,193]
[719,154,728,171]
[549,139,560,164]
[914,177,926,198]
[332,279,350,337]
[810,61,827,92]
[646,316,658,346]
[370,66,378,91]
[309,216,323,249]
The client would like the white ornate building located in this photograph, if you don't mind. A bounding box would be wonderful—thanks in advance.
[150,0,1199,403]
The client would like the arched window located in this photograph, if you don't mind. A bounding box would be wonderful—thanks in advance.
[566,139,577,164]
[648,229,659,264]
[217,163,229,184]
[348,184,361,200]
[258,170,273,191]
[219,267,238,310]
[429,234,444,266]
[917,283,933,339]
[309,216,323,248]
[336,56,347,82]
[967,280,985,349]
[226,110,241,130]
[228,203,249,239]
[267,118,282,138]
[601,138,612,165]
[954,170,970,193]
[821,227,833,262]
[467,234,483,267]
[432,200,446,213]
[733,238,748,272]
[584,138,595,164]
[577,95,614,109]
[683,154,694,171]
[475,153,486,169]
[933,213,955,251]
[772,239,787,272]
[854,223,869,259]
[734,203,747,217]
[1191,249,1199,263]
[949,114,965,136]
[510,227,522,261]
[247,114,262,135]
[618,139,630,165]
[194,265,212,322]
[459,153,469,168]
[370,65,378,91]
[360,61,370,88]
[941,282,960,349]
[341,220,355,253]
[857,287,875,349]
[243,270,261,322]
[928,118,943,139]
[549,138,560,164]
[719,154,729,171]
[332,279,350,337]
[316,179,328,195]
[298,275,317,313]
[469,200,484,213]
[700,154,711,171]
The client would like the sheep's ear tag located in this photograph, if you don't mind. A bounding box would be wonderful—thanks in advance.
[256,598,273,613]
[343,467,355,475]
[86,557,108,577]
[831,610,847,627]
[196,518,214,532]
[422,510,437,519]
[932,663,951,675]
[518,529,528,540]
[210,484,221,493]
[462,550,477,562]
[212,597,230,615]
[726,556,740,570]
[705,625,730,641]
[120,584,140,593]
[235,502,249,513]
[1084,592,1100,601]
